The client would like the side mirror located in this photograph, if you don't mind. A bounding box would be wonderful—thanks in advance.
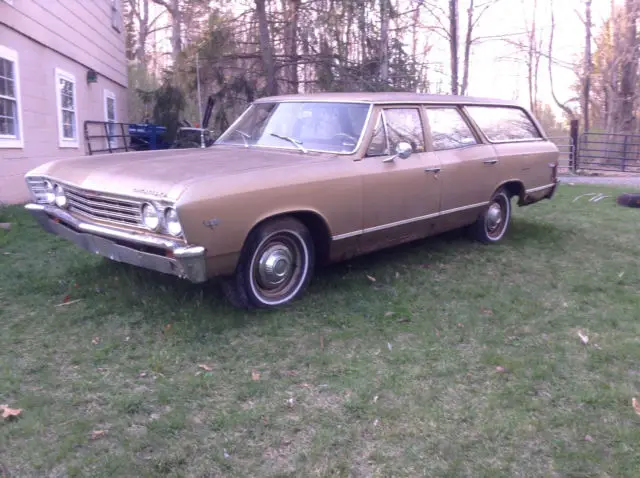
[382,141,413,163]
[396,142,412,159]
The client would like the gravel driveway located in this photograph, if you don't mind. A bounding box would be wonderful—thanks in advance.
[558,175,640,188]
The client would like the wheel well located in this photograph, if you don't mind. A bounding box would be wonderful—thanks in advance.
[251,211,332,266]
[501,181,525,204]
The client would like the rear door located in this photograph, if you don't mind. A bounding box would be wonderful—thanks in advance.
[423,106,500,227]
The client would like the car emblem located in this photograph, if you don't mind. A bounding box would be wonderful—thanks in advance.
[133,188,168,198]
[203,218,220,229]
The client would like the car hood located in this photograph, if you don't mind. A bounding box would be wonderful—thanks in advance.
[27,146,331,202]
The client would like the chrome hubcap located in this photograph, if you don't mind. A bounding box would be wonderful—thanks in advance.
[486,203,503,232]
[257,244,294,289]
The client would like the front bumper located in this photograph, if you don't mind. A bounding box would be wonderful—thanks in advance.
[25,203,207,283]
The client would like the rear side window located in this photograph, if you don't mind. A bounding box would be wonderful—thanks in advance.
[465,106,542,142]
[424,107,478,151]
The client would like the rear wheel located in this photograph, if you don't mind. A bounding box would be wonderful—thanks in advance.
[471,188,512,243]
[222,217,315,309]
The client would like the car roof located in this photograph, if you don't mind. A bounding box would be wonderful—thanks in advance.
[254,91,522,107]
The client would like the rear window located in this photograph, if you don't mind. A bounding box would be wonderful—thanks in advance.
[465,106,542,142]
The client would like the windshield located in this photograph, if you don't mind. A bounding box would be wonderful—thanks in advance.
[216,101,371,153]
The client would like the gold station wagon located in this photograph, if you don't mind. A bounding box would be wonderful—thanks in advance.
[24,92,559,309]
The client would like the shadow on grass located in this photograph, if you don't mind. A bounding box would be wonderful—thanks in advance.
[60,217,567,320]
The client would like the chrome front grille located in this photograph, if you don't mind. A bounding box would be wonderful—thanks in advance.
[65,185,142,226]
[26,177,142,227]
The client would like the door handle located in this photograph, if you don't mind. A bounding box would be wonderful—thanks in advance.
[424,167,441,173]
[483,159,498,165]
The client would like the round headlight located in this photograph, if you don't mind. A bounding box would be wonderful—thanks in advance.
[164,207,183,236]
[54,184,67,208]
[141,203,160,230]
[43,180,55,204]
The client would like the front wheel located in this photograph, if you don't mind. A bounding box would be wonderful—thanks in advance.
[471,189,512,243]
[222,217,315,309]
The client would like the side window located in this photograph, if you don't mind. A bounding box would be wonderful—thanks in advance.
[465,106,542,142]
[384,108,425,153]
[425,107,478,151]
[366,112,389,156]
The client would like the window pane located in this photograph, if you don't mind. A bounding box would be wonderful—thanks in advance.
[384,108,425,153]
[426,108,478,150]
[466,106,541,141]
[0,98,16,136]
[60,79,74,110]
[0,59,6,78]
[0,78,6,97]
[107,97,115,120]
[62,110,75,138]
[366,113,389,156]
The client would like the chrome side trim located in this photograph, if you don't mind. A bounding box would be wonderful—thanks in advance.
[332,201,488,241]
[525,183,556,193]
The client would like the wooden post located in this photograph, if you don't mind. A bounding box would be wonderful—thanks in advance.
[570,119,579,172]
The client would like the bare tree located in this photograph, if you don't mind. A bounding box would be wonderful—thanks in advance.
[150,0,182,63]
[449,0,459,94]
[619,0,639,133]
[255,0,278,95]
[583,0,592,132]
[548,0,576,119]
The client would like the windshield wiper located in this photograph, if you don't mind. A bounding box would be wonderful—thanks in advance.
[270,133,308,153]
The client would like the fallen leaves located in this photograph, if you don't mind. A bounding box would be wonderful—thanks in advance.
[632,397,640,416]
[0,404,22,420]
[90,430,107,440]
[198,364,213,372]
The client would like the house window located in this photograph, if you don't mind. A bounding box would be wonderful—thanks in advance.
[104,90,117,150]
[111,0,122,32]
[0,45,23,149]
[55,68,79,148]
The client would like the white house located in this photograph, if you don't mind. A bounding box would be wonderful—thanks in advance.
[1,0,128,203]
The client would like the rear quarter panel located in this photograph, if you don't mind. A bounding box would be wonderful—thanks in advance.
[491,140,559,192]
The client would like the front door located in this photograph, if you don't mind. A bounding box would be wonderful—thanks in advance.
[358,106,442,253]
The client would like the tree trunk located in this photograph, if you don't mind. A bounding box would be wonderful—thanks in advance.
[583,0,592,133]
[284,0,300,93]
[380,0,390,85]
[461,0,473,95]
[449,0,459,95]
[619,0,638,133]
[255,0,278,95]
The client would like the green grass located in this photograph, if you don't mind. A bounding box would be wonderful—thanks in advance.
[2,184,640,477]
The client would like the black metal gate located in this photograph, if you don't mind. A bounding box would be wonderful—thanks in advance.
[577,132,640,173]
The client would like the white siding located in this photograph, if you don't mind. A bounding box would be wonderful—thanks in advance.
[0,0,128,204]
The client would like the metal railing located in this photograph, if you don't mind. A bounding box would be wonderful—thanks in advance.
[83,121,168,155]
[578,132,640,172]
[547,135,574,170]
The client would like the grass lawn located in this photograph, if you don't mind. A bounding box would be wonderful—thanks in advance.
[1,184,640,477]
